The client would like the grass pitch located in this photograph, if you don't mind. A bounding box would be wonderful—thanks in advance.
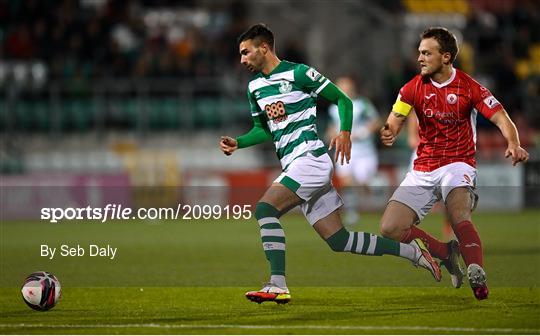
[1,211,539,334]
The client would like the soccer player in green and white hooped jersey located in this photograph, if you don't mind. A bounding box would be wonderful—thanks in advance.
[327,76,381,225]
[219,23,441,304]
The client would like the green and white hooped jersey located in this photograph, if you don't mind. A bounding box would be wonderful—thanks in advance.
[247,61,329,170]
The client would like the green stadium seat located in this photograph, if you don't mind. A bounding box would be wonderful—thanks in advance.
[31,101,51,131]
[0,100,6,131]
[4,96,247,132]
[193,98,221,128]
[61,99,94,131]
[161,98,181,129]
[105,99,138,129]
[14,101,32,131]
[146,99,162,129]
[147,98,180,129]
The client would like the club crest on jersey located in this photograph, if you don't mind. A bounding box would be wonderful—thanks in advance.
[279,81,292,94]
[447,93,457,104]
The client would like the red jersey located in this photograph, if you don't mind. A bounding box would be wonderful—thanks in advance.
[394,68,503,172]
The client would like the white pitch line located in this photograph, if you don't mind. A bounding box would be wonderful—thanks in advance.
[0,323,538,333]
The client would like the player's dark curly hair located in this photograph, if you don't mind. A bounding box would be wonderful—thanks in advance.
[238,23,275,50]
[421,27,459,63]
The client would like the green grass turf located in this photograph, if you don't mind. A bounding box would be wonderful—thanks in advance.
[0,287,538,334]
[0,211,539,334]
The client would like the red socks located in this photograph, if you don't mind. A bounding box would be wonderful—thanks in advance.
[400,225,449,260]
[453,220,483,267]
[400,221,483,266]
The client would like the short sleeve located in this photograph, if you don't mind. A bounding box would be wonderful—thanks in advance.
[294,64,330,94]
[470,79,503,119]
[392,80,415,117]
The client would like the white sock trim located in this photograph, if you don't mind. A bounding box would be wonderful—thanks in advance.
[355,232,364,254]
[260,228,285,237]
[258,217,279,226]
[263,242,286,251]
[344,232,354,252]
[270,275,287,289]
[366,234,377,255]
[399,242,417,261]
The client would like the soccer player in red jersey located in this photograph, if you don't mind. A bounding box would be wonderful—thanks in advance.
[379,27,529,300]
[407,112,454,242]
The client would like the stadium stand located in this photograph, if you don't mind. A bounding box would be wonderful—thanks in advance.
[0,0,538,177]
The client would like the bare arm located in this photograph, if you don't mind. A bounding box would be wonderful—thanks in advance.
[380,112,408,146]
[367,118,382,134]
[489,109,529,166]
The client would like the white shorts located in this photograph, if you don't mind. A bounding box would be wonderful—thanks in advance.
[335,153,378,184]
[275,152,343,225]
[408,150,418,172]
[389,162,478,221]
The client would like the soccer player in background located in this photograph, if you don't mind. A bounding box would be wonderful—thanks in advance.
[326,76,381,225]
[379,27,529,300]
[220,23,441,304]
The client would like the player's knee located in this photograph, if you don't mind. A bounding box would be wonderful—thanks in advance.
[446,188,473,225]
[380,220,401,240]
[448,210,471,228]
[255,202,280,220]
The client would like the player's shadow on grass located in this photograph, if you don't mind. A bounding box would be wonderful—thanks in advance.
[486,247,540,256]
[0,307,95,318]
[129,309,280,325]
[0,309,39,318]
[290,294,480,316]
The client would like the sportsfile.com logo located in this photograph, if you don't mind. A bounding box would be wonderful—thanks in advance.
[40,204,252,223]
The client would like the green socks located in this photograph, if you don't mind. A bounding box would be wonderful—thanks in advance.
[255,202,286,276]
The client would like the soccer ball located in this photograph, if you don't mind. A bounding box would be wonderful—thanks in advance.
[21,271,61,311]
